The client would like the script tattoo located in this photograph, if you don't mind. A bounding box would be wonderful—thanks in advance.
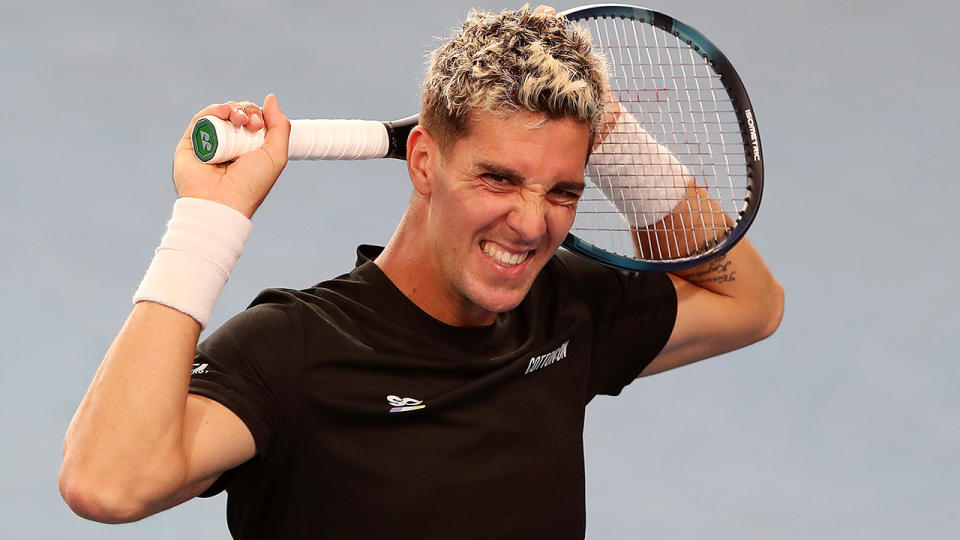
[688,255,737,285]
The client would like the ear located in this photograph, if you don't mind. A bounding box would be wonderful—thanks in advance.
[406,126,438,197]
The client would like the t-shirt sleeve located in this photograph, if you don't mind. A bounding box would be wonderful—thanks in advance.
[554,252,677,400]
[188,289,306,496]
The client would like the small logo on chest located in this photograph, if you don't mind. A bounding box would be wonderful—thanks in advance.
[387,395,425,413]
[524,340,569,375]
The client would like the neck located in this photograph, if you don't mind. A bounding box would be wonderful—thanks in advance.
[375,198,496,327]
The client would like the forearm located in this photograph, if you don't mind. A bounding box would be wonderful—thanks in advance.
[61,302,200,520]
[642,183,780,309]
[631,183,725,261]
[639,185,778,305]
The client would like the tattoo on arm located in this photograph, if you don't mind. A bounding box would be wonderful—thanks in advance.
[687,255,737,285]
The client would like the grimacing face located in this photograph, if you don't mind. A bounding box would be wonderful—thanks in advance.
[422,110,592,325]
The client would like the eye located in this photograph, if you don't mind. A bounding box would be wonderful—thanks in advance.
[479,172,517,192]
[548,189,583,206]
[482,172,508,183]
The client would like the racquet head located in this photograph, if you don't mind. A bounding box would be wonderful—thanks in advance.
[560,4,763,272]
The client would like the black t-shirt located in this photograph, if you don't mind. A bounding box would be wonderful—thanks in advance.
[189,245,677,539]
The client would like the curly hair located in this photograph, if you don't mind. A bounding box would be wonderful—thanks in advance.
[421,6,609,151]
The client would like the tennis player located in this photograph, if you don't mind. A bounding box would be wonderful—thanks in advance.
[61,5,783,538]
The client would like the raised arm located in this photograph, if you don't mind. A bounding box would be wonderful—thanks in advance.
[59,96,290,522]
[594,96,783,376]
[637,184,783,376]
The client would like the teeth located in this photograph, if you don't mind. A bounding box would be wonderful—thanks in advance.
[482,241,529,266]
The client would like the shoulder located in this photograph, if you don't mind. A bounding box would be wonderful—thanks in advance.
[198,269,360,352]
[217,263,392,348]
[215,245,385,339]
[214,288,314,340]
[244,265,375,322]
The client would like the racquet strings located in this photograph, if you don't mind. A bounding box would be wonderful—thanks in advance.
[572,15,749,263]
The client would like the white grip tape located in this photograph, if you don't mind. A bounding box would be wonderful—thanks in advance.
[202,116,389,163]
[289,119,389,161]
[589,112,691,227]
[133,198,252,329]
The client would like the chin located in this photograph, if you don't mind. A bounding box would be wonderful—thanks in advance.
[469,282,534,315]
[479,297,524,315]
[456,247,551,318]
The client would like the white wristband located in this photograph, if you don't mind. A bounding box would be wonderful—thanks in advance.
[133,197,253,329]
[591,111,691,227]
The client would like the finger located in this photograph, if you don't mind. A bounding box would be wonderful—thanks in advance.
[231,101,265,131]
[533,5,557,16]
[228,103,250,127]
[246,109,264,131]
[259,94,291,172]
[180,103,233,141]
[233,100,258,112]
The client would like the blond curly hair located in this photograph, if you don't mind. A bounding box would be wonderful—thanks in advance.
[421,6,609,151]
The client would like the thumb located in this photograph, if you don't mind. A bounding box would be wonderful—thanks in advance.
[261,93,291,170]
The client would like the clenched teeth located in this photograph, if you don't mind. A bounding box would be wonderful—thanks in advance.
[481,241,530,266]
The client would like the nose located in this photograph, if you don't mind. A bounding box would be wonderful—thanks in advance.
[506,192,548,242]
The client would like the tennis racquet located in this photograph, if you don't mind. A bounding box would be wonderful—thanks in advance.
[191,4,762,272]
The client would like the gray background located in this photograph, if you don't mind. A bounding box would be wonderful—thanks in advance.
[2,0,957,538]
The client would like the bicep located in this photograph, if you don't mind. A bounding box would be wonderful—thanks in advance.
[150,395,256,513]
[639,274,771,377]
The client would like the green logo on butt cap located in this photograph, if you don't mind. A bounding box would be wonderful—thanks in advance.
[193,118,218,162]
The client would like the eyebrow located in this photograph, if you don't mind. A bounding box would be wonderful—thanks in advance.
[473,161,585,192]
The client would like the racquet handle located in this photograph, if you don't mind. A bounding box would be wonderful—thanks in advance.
[192,116,391,163]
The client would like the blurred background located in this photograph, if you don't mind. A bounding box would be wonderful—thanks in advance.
[2,0,957,538]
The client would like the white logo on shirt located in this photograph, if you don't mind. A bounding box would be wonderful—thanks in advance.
[524,340,569,375]
[191,363,209,375]
[387,395,425,413]
[387,395,422,406]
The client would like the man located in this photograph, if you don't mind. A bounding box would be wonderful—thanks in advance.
[60,5,783,538]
